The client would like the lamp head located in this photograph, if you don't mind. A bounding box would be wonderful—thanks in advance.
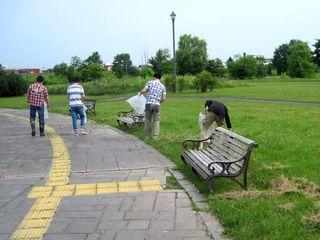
[170,11,176,21]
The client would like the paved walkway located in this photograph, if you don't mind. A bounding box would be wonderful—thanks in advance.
[0,109,221,240]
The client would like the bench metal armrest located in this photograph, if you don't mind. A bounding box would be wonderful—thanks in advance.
[118,109,133,117]
[182,136,212,150]
[132,115,144,123]
[207,156,245,174]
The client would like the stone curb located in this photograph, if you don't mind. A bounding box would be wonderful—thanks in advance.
[168,168,230,240]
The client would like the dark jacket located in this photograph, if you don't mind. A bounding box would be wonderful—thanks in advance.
[205,100,232,129]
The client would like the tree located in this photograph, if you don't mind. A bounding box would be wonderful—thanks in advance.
[79,63,105,81]
[272,39,305,75]
[256,56,268,78]
[313,39,320,69]
[84,51,103,65]
[70,56,83,72]
[272,43,289,75]
[206,58,226,78]
[112,53,133,78]
[287,42,315,78]
[53,62,72,79]
[128,66,139,76]
[228,55,257,79]
[149,48,172,74]
[176,34,208,75]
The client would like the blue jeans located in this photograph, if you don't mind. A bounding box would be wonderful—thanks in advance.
[30,105,45,134]
[70,105,86,131]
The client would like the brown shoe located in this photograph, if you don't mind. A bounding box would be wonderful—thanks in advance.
[31,131,36,136]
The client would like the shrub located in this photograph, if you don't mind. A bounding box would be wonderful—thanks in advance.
[0,72,27,97]
[163,74,175,92]
[177,76,186,93]
[139,67,154,79]
[193,71,217,92]
[47,84,68,95]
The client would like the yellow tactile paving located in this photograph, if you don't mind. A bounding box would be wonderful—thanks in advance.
[4,114,163,240]
[118,180,139,187]
[97,182,118,188]
[97,187,118,194]
[119,186,141,193]
[74,188,97,196]
[76,183,97,190]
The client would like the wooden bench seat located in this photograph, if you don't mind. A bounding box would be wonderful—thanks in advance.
[116,109,144,130]
[181,127,258,191]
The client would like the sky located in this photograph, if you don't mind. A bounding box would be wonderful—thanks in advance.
[0,0,319,69]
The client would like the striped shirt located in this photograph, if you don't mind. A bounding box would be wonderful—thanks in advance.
[145,79,166,105]
[67,83,85,107]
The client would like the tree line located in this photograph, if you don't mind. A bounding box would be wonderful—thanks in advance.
[48,36,320,82]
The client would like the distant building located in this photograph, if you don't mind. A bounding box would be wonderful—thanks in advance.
[104,63,113,72]
[138,64,150,69]
[3,68,41,74]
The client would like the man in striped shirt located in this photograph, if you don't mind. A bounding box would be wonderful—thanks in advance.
[67,77,87,135]
[27,75,49,137]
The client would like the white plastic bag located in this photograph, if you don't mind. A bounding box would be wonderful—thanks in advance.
[198,112,216,138]
[44,102,49,119]
[126,94,146,115]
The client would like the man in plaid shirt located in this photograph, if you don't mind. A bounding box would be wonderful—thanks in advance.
[27,75,49,136]
[139,73,166,139]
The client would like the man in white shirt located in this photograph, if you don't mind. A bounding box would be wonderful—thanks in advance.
[67,77,87,135]
[139,73,166,139]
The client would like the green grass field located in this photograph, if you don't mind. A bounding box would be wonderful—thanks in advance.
[0,78,319,239]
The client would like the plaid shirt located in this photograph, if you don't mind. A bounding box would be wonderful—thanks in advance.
[145,79,166,105]
[28,82,48,106]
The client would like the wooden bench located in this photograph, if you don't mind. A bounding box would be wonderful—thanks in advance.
[181,127,258,191]
[84,98,96,115]
[116,109,144,130]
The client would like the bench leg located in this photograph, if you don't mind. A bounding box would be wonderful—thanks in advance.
[206,176,217,192]
[180,155,186,165]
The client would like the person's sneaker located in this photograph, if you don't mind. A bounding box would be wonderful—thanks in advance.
[40,133,46,137]
[74,130,79,136]
[31,131,36,136]
[80,128,88,135]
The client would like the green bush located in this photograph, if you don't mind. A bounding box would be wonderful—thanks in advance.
[176,76,186,93]
[47,84,68,95]
[22,73,69,86]
[0,72,27,97]
[193,71,217,92]
[163,74,175,92]
[228,56,257,79]
[139,67,154,79]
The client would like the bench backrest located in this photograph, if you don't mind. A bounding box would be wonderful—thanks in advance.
[208,127,258,173]
[84,99,95,110]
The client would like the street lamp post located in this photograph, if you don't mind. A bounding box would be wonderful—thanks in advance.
[170,11,176,93]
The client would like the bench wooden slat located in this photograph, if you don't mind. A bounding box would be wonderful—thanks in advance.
[214,127,255,146]
[182,151,212,179]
